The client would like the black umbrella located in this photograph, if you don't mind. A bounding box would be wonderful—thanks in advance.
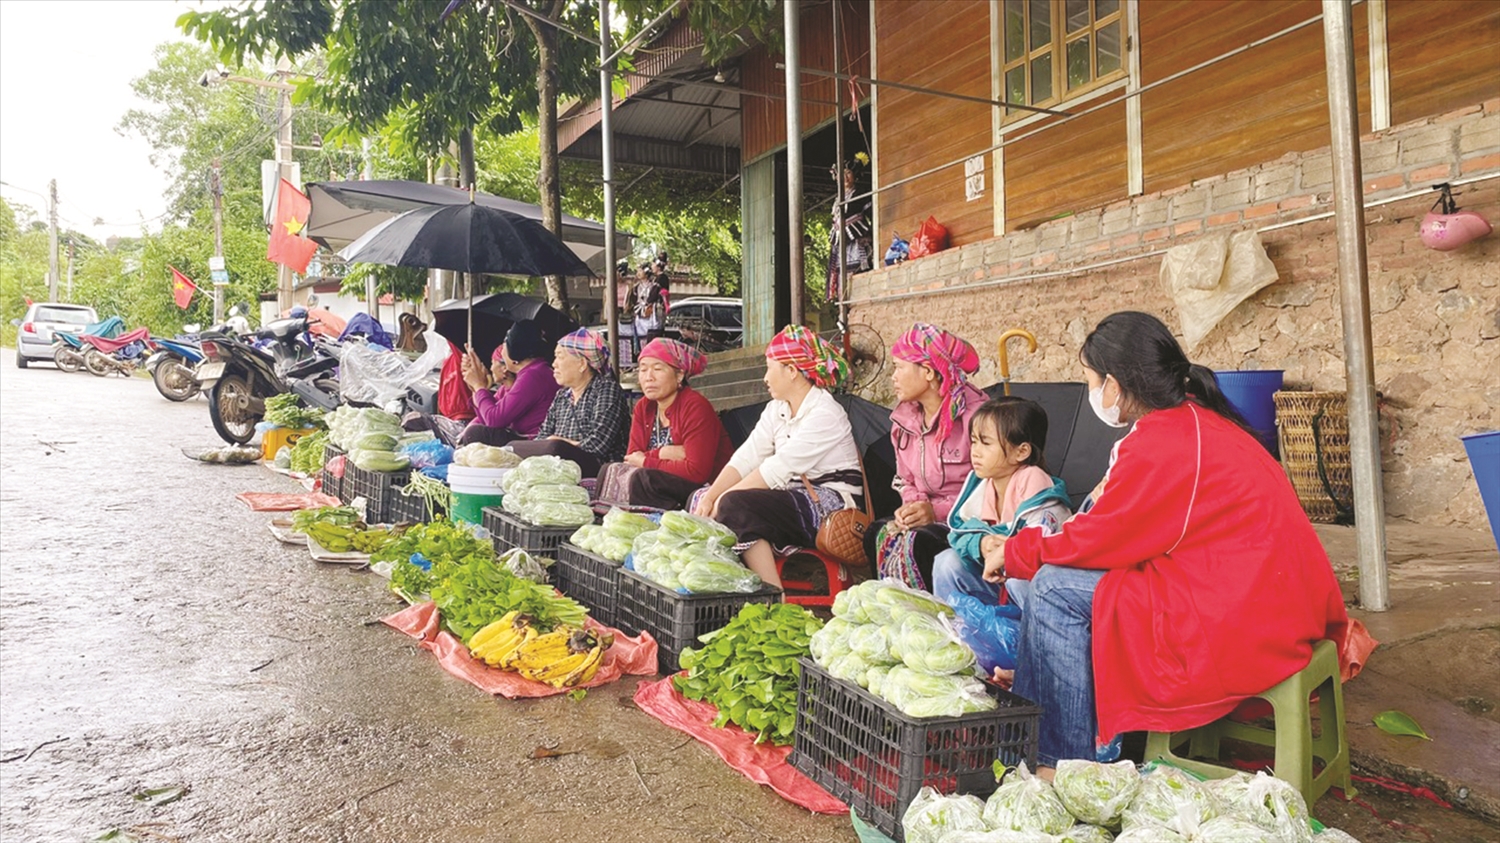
[430,293,577,364]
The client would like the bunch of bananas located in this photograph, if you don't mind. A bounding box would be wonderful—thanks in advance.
[305,522,361,552]
[468,611,613,688]
[350,528,397,553]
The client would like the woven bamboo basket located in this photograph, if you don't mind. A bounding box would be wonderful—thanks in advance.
[1274,391,1354,523]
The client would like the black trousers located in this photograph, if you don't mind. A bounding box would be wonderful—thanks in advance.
[625,468,703,511]
[457,424,525,447]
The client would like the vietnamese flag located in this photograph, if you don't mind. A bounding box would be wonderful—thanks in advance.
[170,267,198,309]
[266,178,319,274]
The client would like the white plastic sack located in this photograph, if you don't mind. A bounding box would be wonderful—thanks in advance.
[1163,230,1280,350]
[338,328,449,406]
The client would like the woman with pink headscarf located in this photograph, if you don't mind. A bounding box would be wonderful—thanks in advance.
[866,323,987,591]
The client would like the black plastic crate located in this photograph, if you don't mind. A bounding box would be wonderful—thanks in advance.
[614,568,782,675]
[345,464,412,524]
[320,445,347,501]
[789,658,1040,842]
[554,543,623,629]
[387,487,443,524]
[482,507,578,556]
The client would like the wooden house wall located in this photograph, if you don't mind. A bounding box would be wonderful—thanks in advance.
[1004,104,1129,231]
[872,0,993,247]
[1386,0,1500,126]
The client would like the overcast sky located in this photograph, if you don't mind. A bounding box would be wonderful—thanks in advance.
[0,0,218,239]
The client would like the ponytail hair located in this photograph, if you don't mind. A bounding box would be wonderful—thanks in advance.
[1080,312,1250,429]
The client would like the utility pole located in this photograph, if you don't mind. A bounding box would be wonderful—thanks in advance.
[275,57,295,312]
[47,179,60,301]
[211,160,226,324]
[362,137,378,318]
[783,0,804,328]
[599,0,619,373]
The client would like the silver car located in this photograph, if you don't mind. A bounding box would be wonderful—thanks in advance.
[11,302,98,369]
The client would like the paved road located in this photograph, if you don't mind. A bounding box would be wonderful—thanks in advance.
[0,352,848,842]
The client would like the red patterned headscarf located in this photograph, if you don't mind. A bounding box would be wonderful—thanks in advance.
[891,323,981,442]
[557,328,610,374]
[639,338,707,380]
[765,325,848,390]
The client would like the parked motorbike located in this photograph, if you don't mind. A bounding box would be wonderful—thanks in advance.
[80,328,154,377]
[52,315,126,373]
[145,336,205,402]
[196,317,342,445]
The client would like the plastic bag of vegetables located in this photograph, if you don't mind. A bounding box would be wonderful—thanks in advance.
[847,624,897,665]
[497,548,549,583]
[1057,825,1116,843]
[452,442,521,469]
[882,666,996,718]
[982,762,1075,836]
[1210,771,1312,843]
[597,536,633,562]
[824,651,873,687]
[1052,759,1142,827]
[1193,816,1280,843]
[512,455,582,487]
[1121,766,1218,835]
[658,510,736,547]
[890,612,977,676]
[1114,828,1188,843]
[830,579,883,622]
[523,501,595,528]
[901,787,987,843]
[808,616,854,665]
[939,833,1057,843]
[528,484,590,505]
[570,524,606,552]
[602,508,656,541]
[678,558,763,594]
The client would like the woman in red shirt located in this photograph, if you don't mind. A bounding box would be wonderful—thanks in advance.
[613,338,734,509]
[993,312,1350,774]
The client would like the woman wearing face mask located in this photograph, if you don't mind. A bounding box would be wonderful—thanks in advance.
[864,323,988,591]
[509,328,630,477]
[609,338,734,510]
[988,311,1351,778]
[694,326,862,587]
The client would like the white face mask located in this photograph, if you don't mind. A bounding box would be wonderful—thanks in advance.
[1089,380,1129,428]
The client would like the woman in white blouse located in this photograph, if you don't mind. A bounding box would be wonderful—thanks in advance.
[694,326,863,587]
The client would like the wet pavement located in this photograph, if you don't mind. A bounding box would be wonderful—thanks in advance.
[2,351,1495,843]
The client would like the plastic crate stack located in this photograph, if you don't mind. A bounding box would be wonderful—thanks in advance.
[552,543,623,629]
[387,487,443,524]
[482,507,575,558]
[789,658,1041,842]
[343,463,412,524]
[614,568,782,674]
[319,444,346,502]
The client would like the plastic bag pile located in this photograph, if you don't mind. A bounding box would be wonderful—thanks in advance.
[501,456,594,527]
[809,579,996,719]
[325,407,415,471]
[902,763,1363,843]
[625,511,764,595]
[571,508,656,562]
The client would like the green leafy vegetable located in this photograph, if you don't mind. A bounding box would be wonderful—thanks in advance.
[264,393,326,430]
[288,428,329,475]
[672,603,823,745]
[1373,710,1431,740]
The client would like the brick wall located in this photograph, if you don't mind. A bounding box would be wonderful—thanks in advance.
[849,100,1500,529]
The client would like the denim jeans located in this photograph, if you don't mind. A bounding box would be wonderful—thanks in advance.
[1006,565,1108,767]
[931,548,1002,606]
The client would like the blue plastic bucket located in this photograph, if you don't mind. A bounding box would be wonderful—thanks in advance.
[1215,370,1284,457]
[1462,431,1500,552]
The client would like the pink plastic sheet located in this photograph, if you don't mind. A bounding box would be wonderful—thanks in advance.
[383,602,659,699]
[632,676,847,814]
[236,491,342,511]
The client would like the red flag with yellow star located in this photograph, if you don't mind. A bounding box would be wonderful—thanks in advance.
[266,178,318,273]
[170,267,198,309]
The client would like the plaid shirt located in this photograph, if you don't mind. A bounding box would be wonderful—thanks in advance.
[535,375,630,462]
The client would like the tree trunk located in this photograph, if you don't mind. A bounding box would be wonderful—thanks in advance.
[526,12,568,312]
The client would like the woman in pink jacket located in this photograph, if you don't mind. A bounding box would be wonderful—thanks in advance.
[865,323,988,590]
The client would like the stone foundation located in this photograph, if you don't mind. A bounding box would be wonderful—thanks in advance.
[849,101,1500,529]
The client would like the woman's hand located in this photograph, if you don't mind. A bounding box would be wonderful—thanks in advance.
[990,667,1015,690]
[623,451,646,467]
[657,444,686,462]
[460,348,491,392]
[980,534,1006,557]
[893,500,936,531]
[693,493,717,518]
[981,537,1008,583]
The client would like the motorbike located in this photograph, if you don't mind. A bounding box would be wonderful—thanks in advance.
[80,328,154,377]
[196,317,343,445]
[145,336,205,402]
[52,315,125,373]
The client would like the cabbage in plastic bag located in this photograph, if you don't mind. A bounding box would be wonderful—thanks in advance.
[1053,759,1141,827]
[497,548,548,583]
[848,624,898,665]
[809,617,854,665]
[1122,767,1218,835]
[899,689,998,719]
[503,493,531,516]
[513,454,583,487]
[527,483,591,505]
[601,507,656,539]
[452,442,521,469]
[1113,828,1186,843]
[892,613,977,676]
[678,559,762,594]
[524,501,595,527]
[1215,771,1313,843]
[901,786,988,843]
[1194,816,1279,843]
[865,664,892,698]
[873,580,954,620]
[658,510,736,547]
[668,541,740,568]
[571,523,605,552]
[882,667,997,718]
[597,536,633,562]
[982,763,1075,836]
[1057,825,1116,843]
[825,651,873,687]
[831,579,884,622]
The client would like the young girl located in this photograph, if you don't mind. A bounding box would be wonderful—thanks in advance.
[931,397,1071,607]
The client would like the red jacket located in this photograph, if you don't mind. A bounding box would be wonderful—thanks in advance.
[1005,403,1349,739]
[628,386,735,485]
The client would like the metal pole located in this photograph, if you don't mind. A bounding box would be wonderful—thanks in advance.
[47,180,59,302]
[600,0,620,373]
[784,0,804,328]
[362,137,379,319]
[832,0,846,320]
[1322,0,1388,611]
[275,59,295,312]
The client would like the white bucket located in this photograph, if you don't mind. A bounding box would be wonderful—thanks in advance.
[447,465,510,495]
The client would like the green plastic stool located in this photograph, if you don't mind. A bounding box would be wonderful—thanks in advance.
[1143,639,1354,807]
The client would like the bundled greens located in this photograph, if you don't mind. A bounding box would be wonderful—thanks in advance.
[673,603,823,745]
[264,393,325,430]
[288,428,329,475]
[431,553,586,642]
[983,763,1075,836]
[902,787,988,843]
[291,505,361,532]
[1053,758,1141,827]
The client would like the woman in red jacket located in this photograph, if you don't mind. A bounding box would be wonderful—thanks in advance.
[614,338,734,509]
[991,312,1350,774]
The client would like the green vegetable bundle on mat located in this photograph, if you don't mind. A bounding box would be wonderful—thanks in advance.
[291,505,361,532]
[673,603,823,745]
[264,393,326,430]
[289,429,329,475]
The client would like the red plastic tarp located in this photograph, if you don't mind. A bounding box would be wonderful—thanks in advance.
[382,601,658,699]
[236,491,342,511]
[632,676,848,815]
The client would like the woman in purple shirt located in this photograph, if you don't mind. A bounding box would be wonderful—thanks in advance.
[456,320,559,446]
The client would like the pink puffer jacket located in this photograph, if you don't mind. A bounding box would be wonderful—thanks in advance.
[887,383,986,520]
